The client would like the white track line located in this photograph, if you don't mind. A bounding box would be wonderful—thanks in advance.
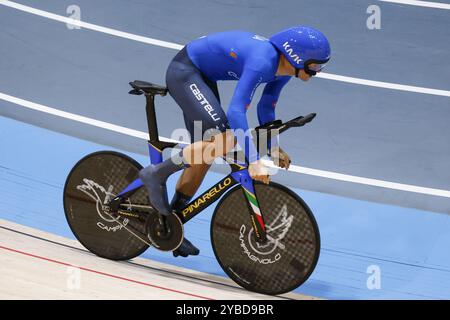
[1,91,449,198]
[270,163,450,198]
[0,0,183,50]
[380,0,450,10]
[0,92,179,144]
[317,73,450,97]
[1,0,449,98]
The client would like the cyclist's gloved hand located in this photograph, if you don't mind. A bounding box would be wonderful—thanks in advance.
[270,146,291,170]
[249,160,270,184]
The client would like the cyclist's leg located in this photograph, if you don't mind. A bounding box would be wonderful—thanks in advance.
[174,131,235,197]
[140,47,234,254]
[169,132,234,258]
[165,47,234,199]
[171,110,212,198]
[163,47,234,257]
[174,163,210,198]
[174,76,223,197]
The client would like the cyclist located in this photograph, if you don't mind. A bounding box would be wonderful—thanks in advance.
[139,25,331,257]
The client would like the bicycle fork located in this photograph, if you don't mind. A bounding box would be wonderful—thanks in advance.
[231,169,267,243]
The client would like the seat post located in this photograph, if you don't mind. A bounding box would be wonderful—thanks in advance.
[144,92,177,163]
[145,93,160,144]
[128,80,176,164]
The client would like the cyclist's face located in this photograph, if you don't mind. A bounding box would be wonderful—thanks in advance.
[277,56,317,81]
[297,69,311,81]
[298,63,325,81]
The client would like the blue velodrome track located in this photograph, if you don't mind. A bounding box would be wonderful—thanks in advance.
[2,116,450,299]
[1,0,449,299]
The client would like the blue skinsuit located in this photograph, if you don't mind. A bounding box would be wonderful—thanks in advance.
[166,31,291,163]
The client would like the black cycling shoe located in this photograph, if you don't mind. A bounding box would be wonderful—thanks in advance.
[173,238,200,258]
[139,165,171,215]
[139,150,190,216]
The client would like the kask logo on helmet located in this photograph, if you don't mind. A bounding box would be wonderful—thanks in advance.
[269,25,331,70]
[281,42,302,65]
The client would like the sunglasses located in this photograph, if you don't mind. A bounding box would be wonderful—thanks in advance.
[295,59,329,77]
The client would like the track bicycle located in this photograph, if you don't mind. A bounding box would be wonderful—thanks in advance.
[63,80,320,295]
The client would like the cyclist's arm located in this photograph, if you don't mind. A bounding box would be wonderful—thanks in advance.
[226,69,264,163]
[257,76,290,150]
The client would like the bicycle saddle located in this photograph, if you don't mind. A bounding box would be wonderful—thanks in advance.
[129,80,168,96]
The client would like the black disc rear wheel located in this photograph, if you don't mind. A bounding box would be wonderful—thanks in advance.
[211,182,320,295]
[63,151,150,261]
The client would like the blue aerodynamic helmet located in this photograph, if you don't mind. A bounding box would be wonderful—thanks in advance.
[269,25,331,77]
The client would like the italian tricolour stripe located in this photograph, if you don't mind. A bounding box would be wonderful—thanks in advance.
[243,188,265,231]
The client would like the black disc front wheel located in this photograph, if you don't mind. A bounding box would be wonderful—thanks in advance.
[63,151,150,261]
[211,182,320,295]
